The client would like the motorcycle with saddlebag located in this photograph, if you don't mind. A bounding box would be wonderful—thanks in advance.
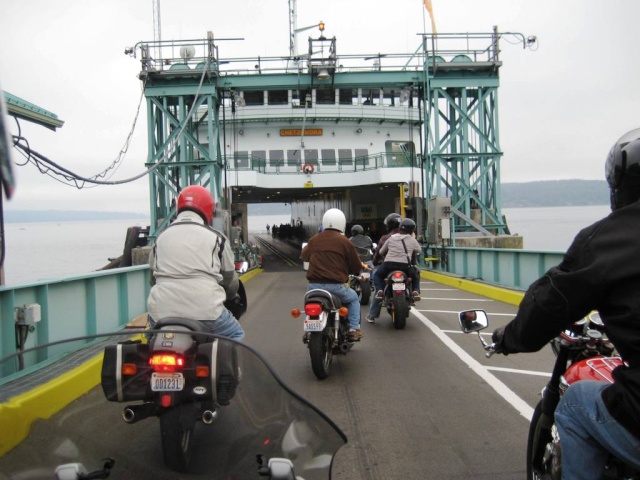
[101,282,247,473]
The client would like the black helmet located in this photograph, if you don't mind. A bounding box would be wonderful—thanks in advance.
[399,218,416,234]
[384,213,402,232]
[605,128,640,210]
[351,224,364,236]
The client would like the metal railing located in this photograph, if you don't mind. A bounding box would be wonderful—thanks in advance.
[0,243,566,380]
[0,266,151,379]
[130,31,505,77]
[224,151,421,174]
[425,246,564,291]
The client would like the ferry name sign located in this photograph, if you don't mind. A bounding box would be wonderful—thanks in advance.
[280,128,323,136]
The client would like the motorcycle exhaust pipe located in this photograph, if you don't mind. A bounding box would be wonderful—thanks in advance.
[339,342,351,353]
[122,403,157,424]
[202,410,218,424]
[123,408,135,423]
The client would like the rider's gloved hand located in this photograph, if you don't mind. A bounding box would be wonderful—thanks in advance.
[492,326,509,355]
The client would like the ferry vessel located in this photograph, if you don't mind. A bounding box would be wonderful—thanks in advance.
[128,5,530,254]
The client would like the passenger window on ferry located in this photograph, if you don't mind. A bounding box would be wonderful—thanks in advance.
[304,149,319,165]
[234,151,249,169]
[338,149,353,166]
[321,149,336,166]
[362,88,381,106]
[251,150,266,168]
[287,149,301,166]
[383,89,396,106]
[355,149,369,167]
[316,88,335,105]
[243,90,264,106]
[339,89,354,105]
[269,150,284,167]
[268,90,288,106]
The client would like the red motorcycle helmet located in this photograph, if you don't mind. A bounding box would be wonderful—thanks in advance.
[177,185,214,224]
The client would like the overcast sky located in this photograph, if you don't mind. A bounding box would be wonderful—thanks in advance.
[1,0,639,212]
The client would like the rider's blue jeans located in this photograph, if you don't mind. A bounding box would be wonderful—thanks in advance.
[555,380,640,479]
[368,267,382,319]
[307,282,361,330]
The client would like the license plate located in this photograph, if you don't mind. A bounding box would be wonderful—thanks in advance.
[151,373,184,391]
[361,272,370,279]
[304,319,324,331]
[392,283,405,291]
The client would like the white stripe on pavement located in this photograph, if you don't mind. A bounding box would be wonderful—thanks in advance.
[411,309,534,421]
[486,366,550,377]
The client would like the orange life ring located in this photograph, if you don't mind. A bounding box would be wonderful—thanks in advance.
[302,163,315,174]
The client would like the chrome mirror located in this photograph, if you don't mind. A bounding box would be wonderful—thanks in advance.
[458,309,489,333]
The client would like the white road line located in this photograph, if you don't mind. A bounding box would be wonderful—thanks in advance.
[411,309,534,421]
[486,366,550,378]
[420,298,493,302]
[423,310,515,317]
[421,288,457,291]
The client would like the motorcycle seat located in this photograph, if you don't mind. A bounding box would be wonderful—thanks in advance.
[153,317,212,344]
[305,288,343,309]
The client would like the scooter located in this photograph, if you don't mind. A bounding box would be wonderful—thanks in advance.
[458,309,640,479]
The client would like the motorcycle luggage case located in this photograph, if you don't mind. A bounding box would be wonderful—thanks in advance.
[196,340,239,405]
[101,342,150,402]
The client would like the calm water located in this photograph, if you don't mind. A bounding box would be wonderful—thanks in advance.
[503,205,610,251]
[1,207,611,286]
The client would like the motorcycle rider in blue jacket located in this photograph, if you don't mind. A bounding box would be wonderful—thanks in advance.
[492,129,640,479]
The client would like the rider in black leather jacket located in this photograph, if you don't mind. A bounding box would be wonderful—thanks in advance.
[493,128,640,477]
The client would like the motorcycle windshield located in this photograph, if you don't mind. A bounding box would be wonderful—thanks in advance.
[0,331,346,479]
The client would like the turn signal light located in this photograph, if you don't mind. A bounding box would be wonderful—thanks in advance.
[305,304,323,317]
[122,363,138,376]
[149,354,185,373]
[291,308,301,318]
[196,365,210,378]
[338,306,349,317]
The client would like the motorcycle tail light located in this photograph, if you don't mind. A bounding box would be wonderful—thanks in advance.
[392,271,405,281]
[149,353,185,373]
[121,363,138,376]
[196,365,210,378]
[305,303,323,317]
[161,394,172,407]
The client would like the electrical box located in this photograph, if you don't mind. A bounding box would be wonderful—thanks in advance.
[15,304,41,325]
[427,196,452,244]
[439,218,451,240]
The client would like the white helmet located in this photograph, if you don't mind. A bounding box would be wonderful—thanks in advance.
[322,208,346,233]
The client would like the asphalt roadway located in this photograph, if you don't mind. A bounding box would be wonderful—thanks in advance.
[0,235,558,479]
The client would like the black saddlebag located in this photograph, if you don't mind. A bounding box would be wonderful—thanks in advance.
[101,342,150,402]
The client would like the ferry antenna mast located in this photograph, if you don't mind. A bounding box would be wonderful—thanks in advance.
[152,0,161,60]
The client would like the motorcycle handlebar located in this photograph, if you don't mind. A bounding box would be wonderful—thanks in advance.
[483,342,498,358]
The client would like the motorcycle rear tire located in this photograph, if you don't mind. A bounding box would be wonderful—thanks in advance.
[527,400,555,479]
[159,402,198,472]
[391,294,408,330]
[309,331,333,380]
[358,280,371,306]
